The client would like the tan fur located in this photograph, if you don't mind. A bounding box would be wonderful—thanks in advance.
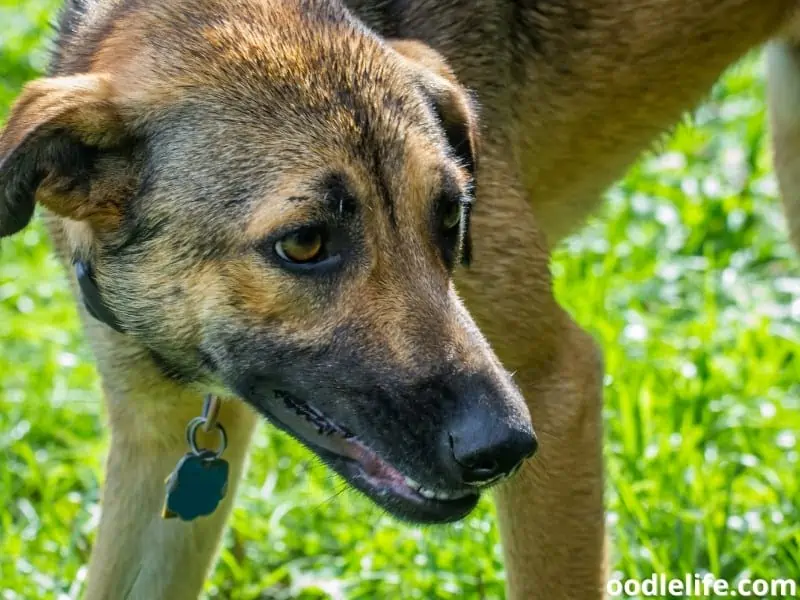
[1,0,799,598]
[86,368,259,599]
[1,75,127,229]
[768,35,800,249]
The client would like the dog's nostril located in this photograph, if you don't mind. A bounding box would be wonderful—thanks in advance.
[443,373,536,487]
[448,427,536,486]
[461,457,499,477]
[452,444,507,485]
[455,449,499,472]
[527,437,539,459]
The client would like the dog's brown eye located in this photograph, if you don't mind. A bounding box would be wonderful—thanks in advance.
[443,202,461,231]
[275,228,324,263]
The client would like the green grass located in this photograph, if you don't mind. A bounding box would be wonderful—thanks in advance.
[1,2,799,598]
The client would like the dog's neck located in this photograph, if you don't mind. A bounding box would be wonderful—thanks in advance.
[75,259,125,333]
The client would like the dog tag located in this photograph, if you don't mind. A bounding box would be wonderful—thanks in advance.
[162,451,229,521]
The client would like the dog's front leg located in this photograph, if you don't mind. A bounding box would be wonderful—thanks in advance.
[456,149,605,599]
[494,318,605,599]
[84,382,257,600]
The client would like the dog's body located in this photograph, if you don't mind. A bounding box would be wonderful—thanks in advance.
[1,0,799,598]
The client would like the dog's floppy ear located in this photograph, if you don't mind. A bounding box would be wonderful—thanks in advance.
[390,40,478,265]
[390,40,479,182]
[0,74,128,238]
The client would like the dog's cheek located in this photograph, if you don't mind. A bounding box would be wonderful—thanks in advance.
[184,257,342,372]
[215,257,336,339]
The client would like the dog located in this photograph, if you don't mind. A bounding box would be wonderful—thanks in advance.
[0,0,798,598]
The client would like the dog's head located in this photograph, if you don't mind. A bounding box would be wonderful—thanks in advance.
[0,0,535,522]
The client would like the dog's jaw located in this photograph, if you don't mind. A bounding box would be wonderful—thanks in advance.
[251,391,481,523]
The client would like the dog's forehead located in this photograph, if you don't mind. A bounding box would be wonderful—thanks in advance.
[110,6,435,162]
[100,0,414,108]
[141,74,446,208]
[98,0,459,244]
[142,104,448,237]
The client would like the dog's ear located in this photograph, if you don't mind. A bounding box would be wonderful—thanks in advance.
[390,40,479,182]
[390,40,478,265]
[0,74,129,238]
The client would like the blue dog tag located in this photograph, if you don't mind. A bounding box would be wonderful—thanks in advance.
[162,451,229,521]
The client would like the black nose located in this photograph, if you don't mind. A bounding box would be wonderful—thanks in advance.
[447,400,537,486]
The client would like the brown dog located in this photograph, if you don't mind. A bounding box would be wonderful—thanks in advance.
[0,0,798,598]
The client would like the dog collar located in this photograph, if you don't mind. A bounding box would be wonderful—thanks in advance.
[74,261,229,520]
[75,260,125,333]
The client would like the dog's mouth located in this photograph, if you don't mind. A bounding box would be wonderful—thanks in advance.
[252,390,479,523]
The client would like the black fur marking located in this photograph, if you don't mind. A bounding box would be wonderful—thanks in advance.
[460,202,473,267]
[0,163,39,238]
[439,112,475,180]
[277,390,356,438]
[75,260,126,333]
[0,129,97,238]
[109,216,167,256]
[318,173,359,218]
[372,0,411,38]
[433,175,470,270]
[148,349,198,384]
[422,91,476,181]
[331,81,404,229]
[198,349,218,373]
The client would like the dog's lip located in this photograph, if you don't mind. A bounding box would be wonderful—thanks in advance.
[252,390,480,522]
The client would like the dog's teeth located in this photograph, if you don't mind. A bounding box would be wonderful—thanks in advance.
[403,477,464,501]
[419,487,437,499]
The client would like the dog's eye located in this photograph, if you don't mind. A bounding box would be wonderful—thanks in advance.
[442,201,461,231]
[275,227,324,263]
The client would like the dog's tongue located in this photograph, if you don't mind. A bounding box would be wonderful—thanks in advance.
[351,444,405,484]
